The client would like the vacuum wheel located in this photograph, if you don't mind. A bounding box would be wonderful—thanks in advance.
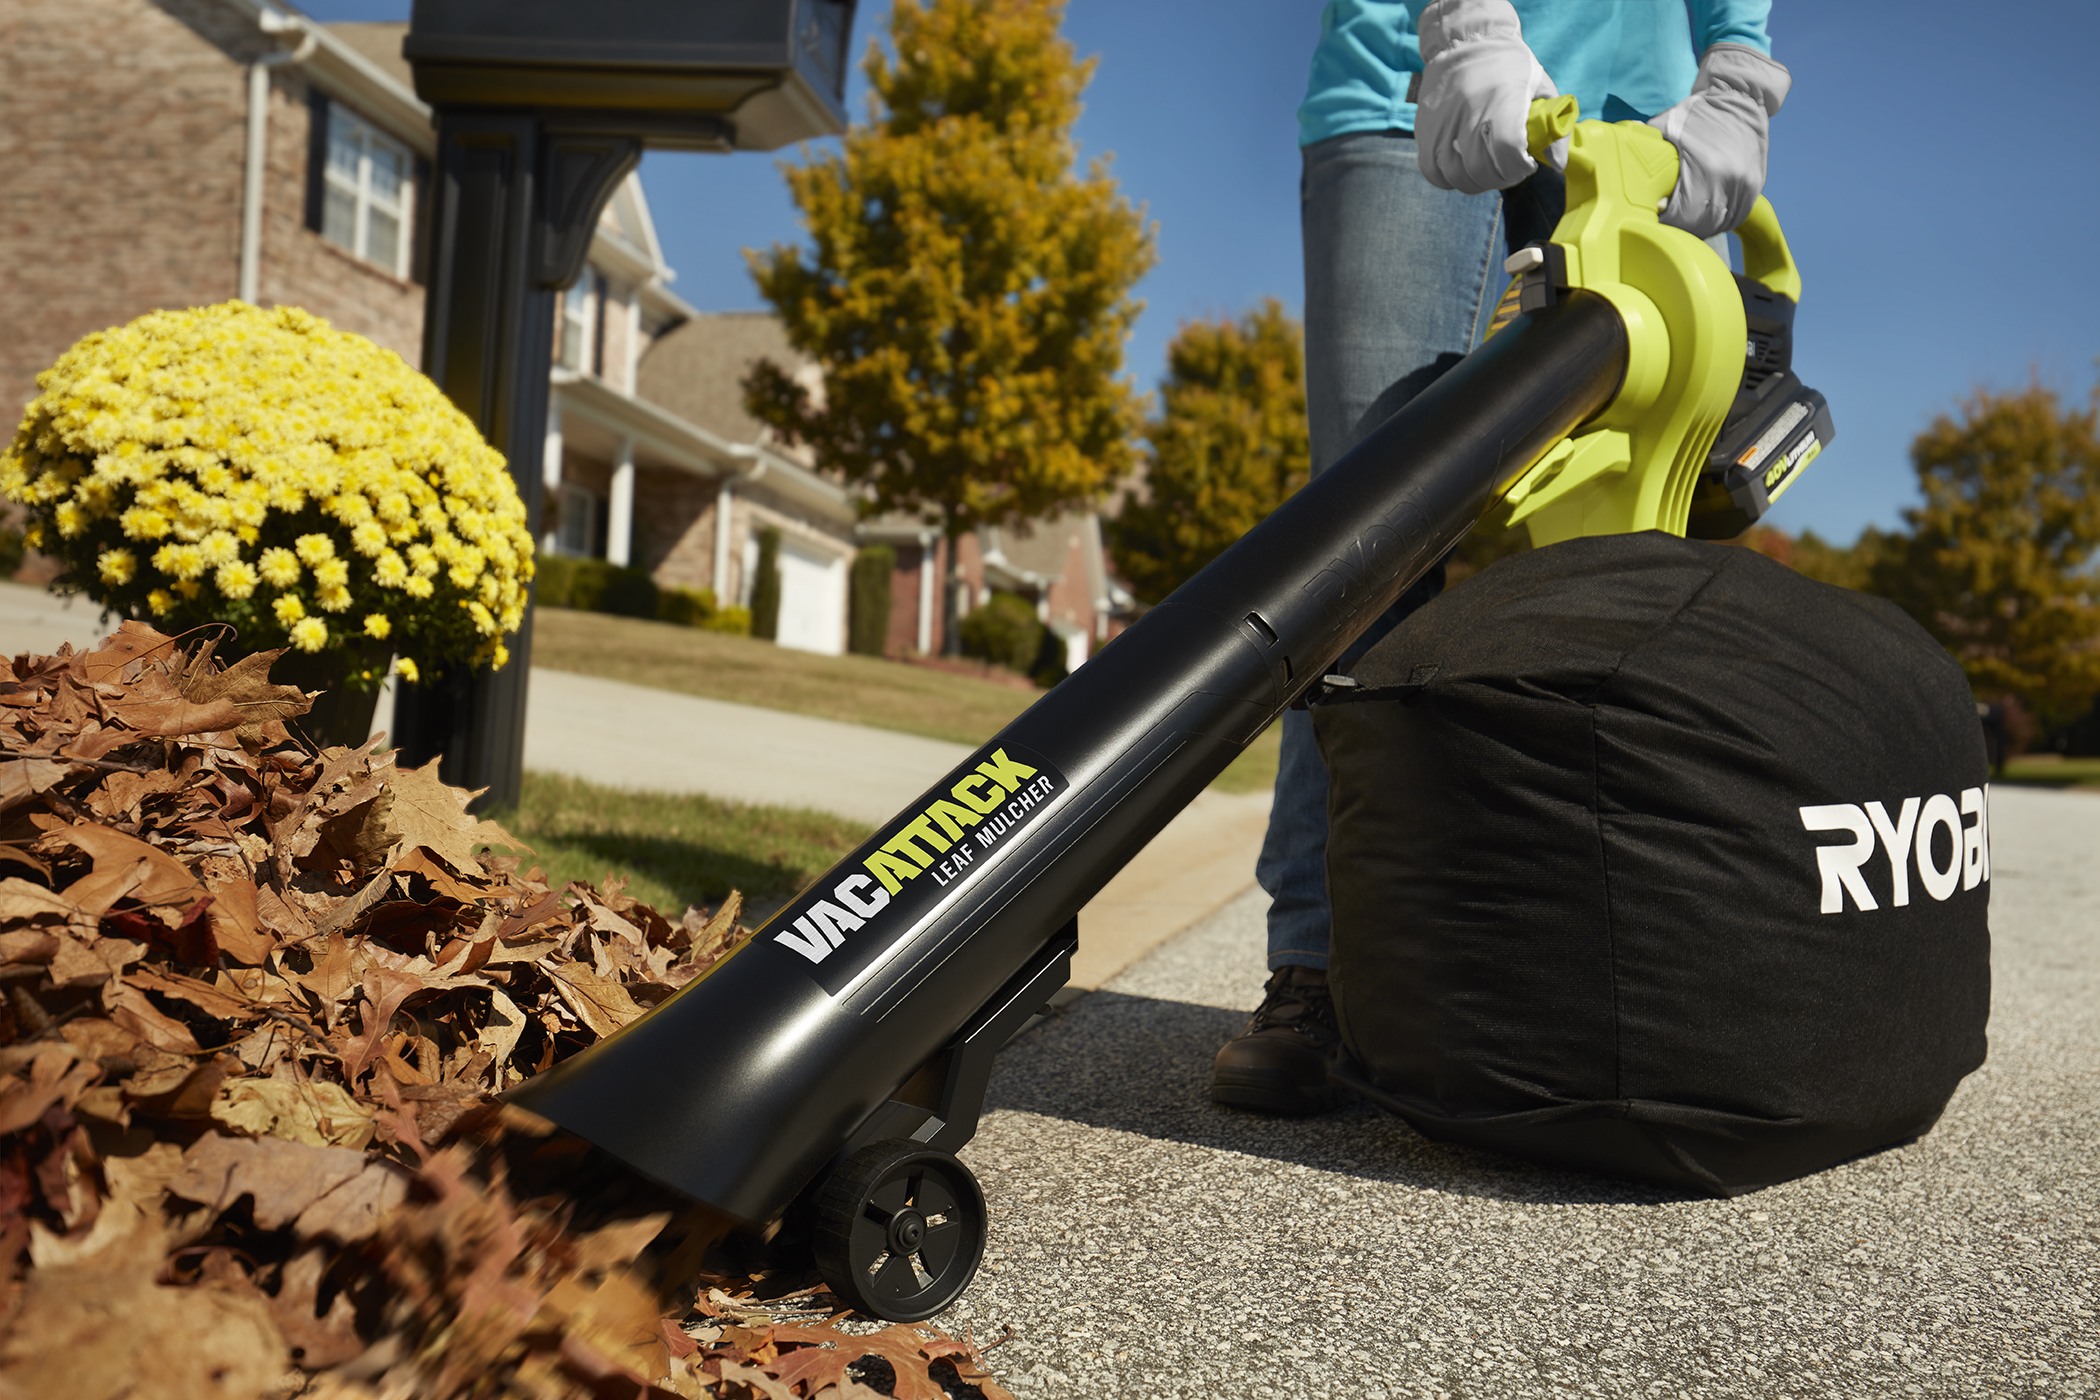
[812,1139,987,1322]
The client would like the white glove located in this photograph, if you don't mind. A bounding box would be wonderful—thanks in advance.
[1649,43,1792,238]
[1415,0,1561,195]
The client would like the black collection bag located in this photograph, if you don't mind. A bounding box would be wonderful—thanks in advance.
[1314,532,1991,1196]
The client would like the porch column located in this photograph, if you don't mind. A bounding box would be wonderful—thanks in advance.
[607,435,636,566]
[916,529,936,655]
[712,477,736,600]
[542,398,564,555]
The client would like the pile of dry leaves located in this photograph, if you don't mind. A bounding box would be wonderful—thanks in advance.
[0,621,1013,1400]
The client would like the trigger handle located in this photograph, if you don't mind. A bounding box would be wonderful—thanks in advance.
[1734,196,1803,303]
[1526,95,1579,164]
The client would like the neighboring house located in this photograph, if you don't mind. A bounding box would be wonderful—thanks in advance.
[0,0,1131,662]
[597,309,859,657]
[860,513,1135,670]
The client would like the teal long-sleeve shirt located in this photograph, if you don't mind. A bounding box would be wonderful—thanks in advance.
[1298,0,1773,146]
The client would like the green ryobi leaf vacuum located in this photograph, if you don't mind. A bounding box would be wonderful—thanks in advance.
[510,100,1836,1322]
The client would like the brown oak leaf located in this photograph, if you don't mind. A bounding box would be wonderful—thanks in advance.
[0,756,76,818]
[0,1215,290,1399]
[168,1133,409,1242]
[544,959,646,1040]
[203,876,274,965]
[211,1077,375,1150]
[48,823,207,910]
[386,758,528,873]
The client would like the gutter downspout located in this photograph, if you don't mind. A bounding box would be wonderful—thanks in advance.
[240,10,317,305]
[712,446,768,603]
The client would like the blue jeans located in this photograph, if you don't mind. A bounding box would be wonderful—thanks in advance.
[1259,131,1558,972]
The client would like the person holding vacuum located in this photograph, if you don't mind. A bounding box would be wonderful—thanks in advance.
[1211,0,1793,1116]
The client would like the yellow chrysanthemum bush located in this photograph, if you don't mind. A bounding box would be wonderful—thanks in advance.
[1,302,533,686]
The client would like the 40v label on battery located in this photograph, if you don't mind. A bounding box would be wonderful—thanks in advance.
[767,744,1066,994]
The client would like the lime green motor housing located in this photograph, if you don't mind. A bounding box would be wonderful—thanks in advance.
[1496,97,1815,546]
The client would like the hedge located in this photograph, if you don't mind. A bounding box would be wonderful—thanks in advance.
[849,545,896,656]
[537,555,750,635]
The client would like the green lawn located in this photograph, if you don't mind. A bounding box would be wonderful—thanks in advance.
[530,606,1281,793]
[504,771,872,918]
[531,608,1036,746]
[1996,756,2100,790]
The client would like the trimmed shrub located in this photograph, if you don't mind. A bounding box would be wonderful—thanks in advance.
[958,591,1044,675]
[657,586,715,628]
[567,558,613,613]
[535,554,577,609]
[705,605,753,636]
[657,586,752,635]
[750,527,783,642]
[0,526,23,581]
[849,546,896,656]
[541,557,750,638]
[599,566,659,619]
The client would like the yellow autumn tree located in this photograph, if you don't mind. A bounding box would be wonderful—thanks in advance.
[1107,300,1309,604]
[745,0,1153,581]
[1867,383,2100,730]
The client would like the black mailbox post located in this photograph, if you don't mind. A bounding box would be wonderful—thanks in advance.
[395,0,854,808]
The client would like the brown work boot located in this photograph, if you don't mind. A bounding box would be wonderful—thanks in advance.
[1209,965,1340,1116]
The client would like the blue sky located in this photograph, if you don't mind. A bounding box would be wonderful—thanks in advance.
[305,0,2098,545]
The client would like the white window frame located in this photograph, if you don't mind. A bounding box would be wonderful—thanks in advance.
[556,483,597,558]
[321,105,413,279]
[559,269,608,377]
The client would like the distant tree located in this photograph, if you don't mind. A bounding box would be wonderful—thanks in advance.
[1107,300,1309,604]
[1866,384,2100,730]
[1736,523,1891,593]
[745,0,1153,622]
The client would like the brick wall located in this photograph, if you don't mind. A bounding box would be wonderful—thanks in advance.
[1043,527,1094,638]
[258,71,424,364]
[0,0,254,411]
[884,544,929,657]
[633,464,717,594]
[0,0,426,417]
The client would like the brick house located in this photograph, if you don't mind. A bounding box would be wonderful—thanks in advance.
[559,305,859,657]
[0,0,861,652]
[859,513,1135,669]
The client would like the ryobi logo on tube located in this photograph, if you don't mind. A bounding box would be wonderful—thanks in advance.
[1799,788,1989,914]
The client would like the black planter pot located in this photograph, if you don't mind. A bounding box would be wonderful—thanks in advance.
[257,639,394,751]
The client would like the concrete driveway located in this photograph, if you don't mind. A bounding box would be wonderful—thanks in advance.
[943,784,2098,1398]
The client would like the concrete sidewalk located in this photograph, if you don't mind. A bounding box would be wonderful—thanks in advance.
[944,783,2099,1398]
[0,581,111,659]
[522,667,971,826]
[0,582,1271,990]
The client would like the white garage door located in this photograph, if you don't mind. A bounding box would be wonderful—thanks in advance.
[775,537,846,656]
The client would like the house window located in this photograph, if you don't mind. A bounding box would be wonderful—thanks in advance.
[556,483,597,557]
[558,270,606,375]
[320,105,412,278]
[558,272,592,369]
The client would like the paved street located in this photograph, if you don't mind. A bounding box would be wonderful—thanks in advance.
[947,784,2099,1399]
